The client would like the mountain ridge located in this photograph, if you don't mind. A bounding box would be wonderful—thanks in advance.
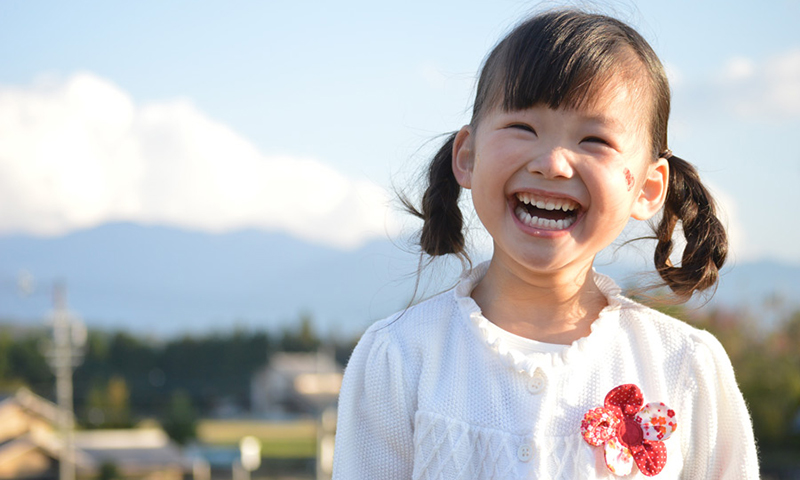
[1,222,797,338]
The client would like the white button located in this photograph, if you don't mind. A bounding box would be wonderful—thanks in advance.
[517,444,533,462]
[526,370,546,394]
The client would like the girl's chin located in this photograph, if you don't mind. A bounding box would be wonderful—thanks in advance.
[493,238,586,267]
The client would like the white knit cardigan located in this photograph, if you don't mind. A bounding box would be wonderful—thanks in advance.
[333,263,759,479]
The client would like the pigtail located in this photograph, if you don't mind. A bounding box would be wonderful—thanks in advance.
[654,154,728,299]
[401,132,465,257]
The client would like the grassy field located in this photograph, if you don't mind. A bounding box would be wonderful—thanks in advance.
[196,419,318,458]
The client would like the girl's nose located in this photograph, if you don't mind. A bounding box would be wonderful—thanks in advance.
[526,147,574,179]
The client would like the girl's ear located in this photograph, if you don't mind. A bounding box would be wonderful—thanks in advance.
[452,126,474,189]
[631,157,669,220]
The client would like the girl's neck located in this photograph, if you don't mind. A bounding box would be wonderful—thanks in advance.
[470,257,608,345]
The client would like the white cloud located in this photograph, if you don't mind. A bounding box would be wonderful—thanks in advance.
[0,72,396,249]
[705,182,750,263]
[662,62,684,88]
[419,62,449,90]
[718,49,800,119]
[721,56,755,81]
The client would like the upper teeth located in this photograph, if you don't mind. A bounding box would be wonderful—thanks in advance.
[516,192,578,212]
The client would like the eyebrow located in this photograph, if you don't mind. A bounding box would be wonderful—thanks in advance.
[578,113,625,132]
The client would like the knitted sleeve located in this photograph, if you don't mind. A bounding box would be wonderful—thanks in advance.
[680,330,760,479]
[332,325,415,479]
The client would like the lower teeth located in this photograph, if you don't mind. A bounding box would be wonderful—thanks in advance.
[515,206,575,230]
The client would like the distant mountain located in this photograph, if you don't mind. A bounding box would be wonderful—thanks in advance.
[0,223,456,338]
[1,223,797,338]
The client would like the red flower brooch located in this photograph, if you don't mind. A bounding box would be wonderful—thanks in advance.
[581,384,677,476]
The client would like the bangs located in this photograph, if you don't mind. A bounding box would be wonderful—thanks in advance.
[473,11,650,117]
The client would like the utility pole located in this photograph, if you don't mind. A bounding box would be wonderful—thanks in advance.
[316,406,336,480]
[44,282,86,480]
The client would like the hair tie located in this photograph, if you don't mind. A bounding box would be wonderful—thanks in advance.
[660,149,674,160]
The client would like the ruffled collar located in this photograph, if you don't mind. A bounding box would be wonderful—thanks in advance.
[454,261,623,376]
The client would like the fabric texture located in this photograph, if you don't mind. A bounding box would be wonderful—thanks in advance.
[332,263,760,479]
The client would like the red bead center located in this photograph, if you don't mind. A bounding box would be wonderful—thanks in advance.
[618,417,643,448]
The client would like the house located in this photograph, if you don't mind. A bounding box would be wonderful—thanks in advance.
[73,428,189,479]
[0,388,190,479]
[250,351,343,416]
[0,388,68,479]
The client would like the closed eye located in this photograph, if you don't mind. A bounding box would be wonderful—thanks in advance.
[581,136,611,146]
[508,123,537,135]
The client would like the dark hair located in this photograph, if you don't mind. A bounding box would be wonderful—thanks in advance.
[654,153,727,298]
[404,9,727,299]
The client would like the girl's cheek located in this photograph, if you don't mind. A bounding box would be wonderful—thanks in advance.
[624,168,635,191]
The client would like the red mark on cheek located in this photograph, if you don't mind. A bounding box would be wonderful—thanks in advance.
[624,168,634,191]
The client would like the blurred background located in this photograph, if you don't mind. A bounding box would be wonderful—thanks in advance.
[0,0,798,478]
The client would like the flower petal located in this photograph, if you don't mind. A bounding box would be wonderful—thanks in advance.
[581,407,621,446]
[636,402,677,441]
[605,384,644,416]
[604,438,634,476]
[631,441,668,477]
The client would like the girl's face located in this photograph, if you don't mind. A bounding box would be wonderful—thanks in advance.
[452,78,669,277]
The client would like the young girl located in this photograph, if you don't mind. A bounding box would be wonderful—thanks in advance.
[333,9,758,479]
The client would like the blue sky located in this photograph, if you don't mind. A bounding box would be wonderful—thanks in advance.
[1,0,798,262]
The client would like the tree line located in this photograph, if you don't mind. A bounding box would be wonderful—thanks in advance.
[1,306,799,460]
[0,315,356,442]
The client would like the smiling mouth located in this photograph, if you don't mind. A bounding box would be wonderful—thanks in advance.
[514,192,581,230]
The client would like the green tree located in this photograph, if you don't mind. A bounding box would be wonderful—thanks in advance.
[280,314,320,352]
[106,376,132,427]
[85,376,132,428]
[0,331,11,382]
[8,334,52,395]
[162,389,197,445]
[97,462,120,480]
